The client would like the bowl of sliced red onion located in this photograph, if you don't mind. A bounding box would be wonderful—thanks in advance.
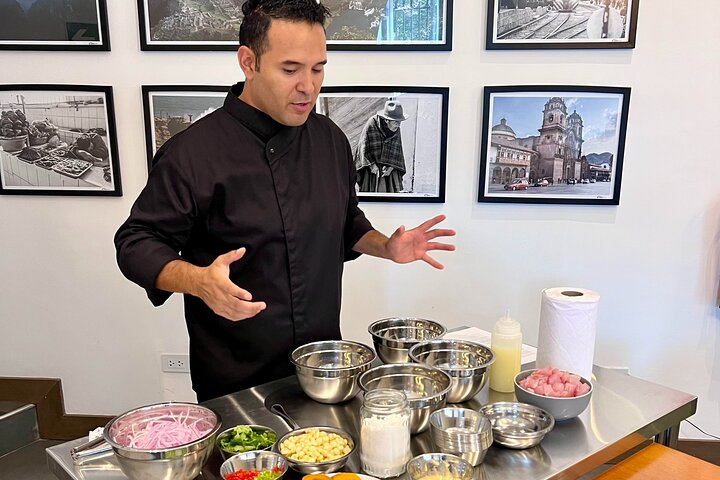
[103,402,221,480]
[514,367,593,421]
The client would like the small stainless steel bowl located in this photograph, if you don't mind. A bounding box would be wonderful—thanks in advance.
[290,340,376,404]
[514,369,593,421]
[275,426,355,474]
[409,339,495,403]
[368,317,446,364]
[103,402,221,480]
[406,452,474,480]
[479,402,554,449]
[429,407,493,466]
[216,425,278,461]
[220,450,288,478]
[358,363,452,434]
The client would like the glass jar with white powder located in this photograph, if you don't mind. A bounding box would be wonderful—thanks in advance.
[360,389,411,477]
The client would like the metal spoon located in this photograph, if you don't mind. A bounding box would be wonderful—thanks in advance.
[269,403,300,430]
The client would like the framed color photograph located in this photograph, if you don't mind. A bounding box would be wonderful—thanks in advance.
[142,85,227,169]
[486,0,639,50]
[0,0,110,51]
[0,85,121,196]
[137,0,242,50]
[478,85,630,205]
[325,0,453,51]
[318,86,448,203]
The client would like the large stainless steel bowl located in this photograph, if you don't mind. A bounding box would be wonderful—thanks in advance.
[275,426,356,474]
[479,402,554,449]
[409,339,495,403]
[290,340,376,404]
[103,402,221,480]
[368,317,446,363]
[429,407,493,466]
[358,363,452,434]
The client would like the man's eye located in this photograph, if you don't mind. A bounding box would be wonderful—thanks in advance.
[283,69,296,74]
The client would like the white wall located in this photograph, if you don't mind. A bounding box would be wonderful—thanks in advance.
[1,0,718,440]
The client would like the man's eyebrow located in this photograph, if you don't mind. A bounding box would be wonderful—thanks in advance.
[280,59,328,67]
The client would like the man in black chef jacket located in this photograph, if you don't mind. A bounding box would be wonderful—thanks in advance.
[114,0,455,402]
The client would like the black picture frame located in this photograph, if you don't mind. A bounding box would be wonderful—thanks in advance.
[137,0,452,51]
[0,84,122,196]
[478,85,631,205]
[486,0,639,50]
[141,85,228,170]
[0,0,110,51]
[319,85,449,203]
[326,0,453,51]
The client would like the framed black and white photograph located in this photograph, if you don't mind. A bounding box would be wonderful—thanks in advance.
[0,0,110,51]
[478,85,630,205]
[137,0,242,50]
[142,85,227,169]
[325,0,453,51]
[318,86,448,203]
[486,0,639,50]
[0,85,121,196]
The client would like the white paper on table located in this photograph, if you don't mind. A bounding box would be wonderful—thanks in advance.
[444,326,537,366]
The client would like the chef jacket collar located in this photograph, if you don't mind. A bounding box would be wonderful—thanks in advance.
[226,82,289,143]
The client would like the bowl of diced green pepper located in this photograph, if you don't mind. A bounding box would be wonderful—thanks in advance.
[216,425,278,460]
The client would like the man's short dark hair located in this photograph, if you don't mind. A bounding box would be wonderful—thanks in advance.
[240,0,331,70]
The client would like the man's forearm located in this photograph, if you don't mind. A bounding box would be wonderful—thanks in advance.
[155,259,203,296]
[353,229,390,259]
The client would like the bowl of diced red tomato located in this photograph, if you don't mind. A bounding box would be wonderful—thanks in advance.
[220,450,287,480]
[514,367,593,421]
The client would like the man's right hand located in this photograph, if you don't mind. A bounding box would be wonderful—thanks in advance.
[195,248,266,321]
[155,248,266,321]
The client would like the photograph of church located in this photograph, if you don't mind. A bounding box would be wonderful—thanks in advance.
[479,86,630,205]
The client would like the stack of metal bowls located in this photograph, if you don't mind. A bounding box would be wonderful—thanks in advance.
[290,340,376,404]
[358,363,452,434]
[368,317,446,363]
[429,407,493,466]
[479,402,555,449]
[103,402,221,480]
[409,339,495,403]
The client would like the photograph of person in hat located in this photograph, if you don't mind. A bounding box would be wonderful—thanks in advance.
[354,100,408,193]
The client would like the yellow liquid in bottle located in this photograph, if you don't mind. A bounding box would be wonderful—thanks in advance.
[490,344,521,393]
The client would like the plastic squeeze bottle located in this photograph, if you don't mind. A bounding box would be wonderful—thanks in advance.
[489,310,522,393]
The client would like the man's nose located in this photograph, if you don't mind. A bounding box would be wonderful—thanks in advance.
[296,71,315,93]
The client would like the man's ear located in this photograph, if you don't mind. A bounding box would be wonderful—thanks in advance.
[237,46,257,79]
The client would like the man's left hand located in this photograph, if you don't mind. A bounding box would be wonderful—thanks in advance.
[386,214,455,269]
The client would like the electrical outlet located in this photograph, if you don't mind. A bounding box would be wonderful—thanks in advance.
[161,354,190,373]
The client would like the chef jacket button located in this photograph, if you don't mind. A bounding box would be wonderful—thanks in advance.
[269,148,275,154]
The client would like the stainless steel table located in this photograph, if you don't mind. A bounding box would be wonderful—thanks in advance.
[47,366,697,480]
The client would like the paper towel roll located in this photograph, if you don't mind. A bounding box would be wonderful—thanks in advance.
[536,287,600,379]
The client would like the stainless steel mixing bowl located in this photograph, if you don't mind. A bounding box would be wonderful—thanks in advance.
[429,407,493,466]
[275,426,356,474]
[216,424,278,460]
[219,450,288,478]
[406,452,474,480]
[409,339,495,403]
[103,402,221,480]
[368,317,447,363]
[290,340,376,404]
[358,363,452,434]
[479,402,554,449]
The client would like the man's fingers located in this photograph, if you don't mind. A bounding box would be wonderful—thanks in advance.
[414,214,447,232]
[220,298,266,322]
[426,242,455,252]
[425,228,456,240]
[228,284,253,302]
[216,247,246,266]
[422,254,444,270]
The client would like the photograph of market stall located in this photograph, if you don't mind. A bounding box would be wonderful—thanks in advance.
[0,85,121,196]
